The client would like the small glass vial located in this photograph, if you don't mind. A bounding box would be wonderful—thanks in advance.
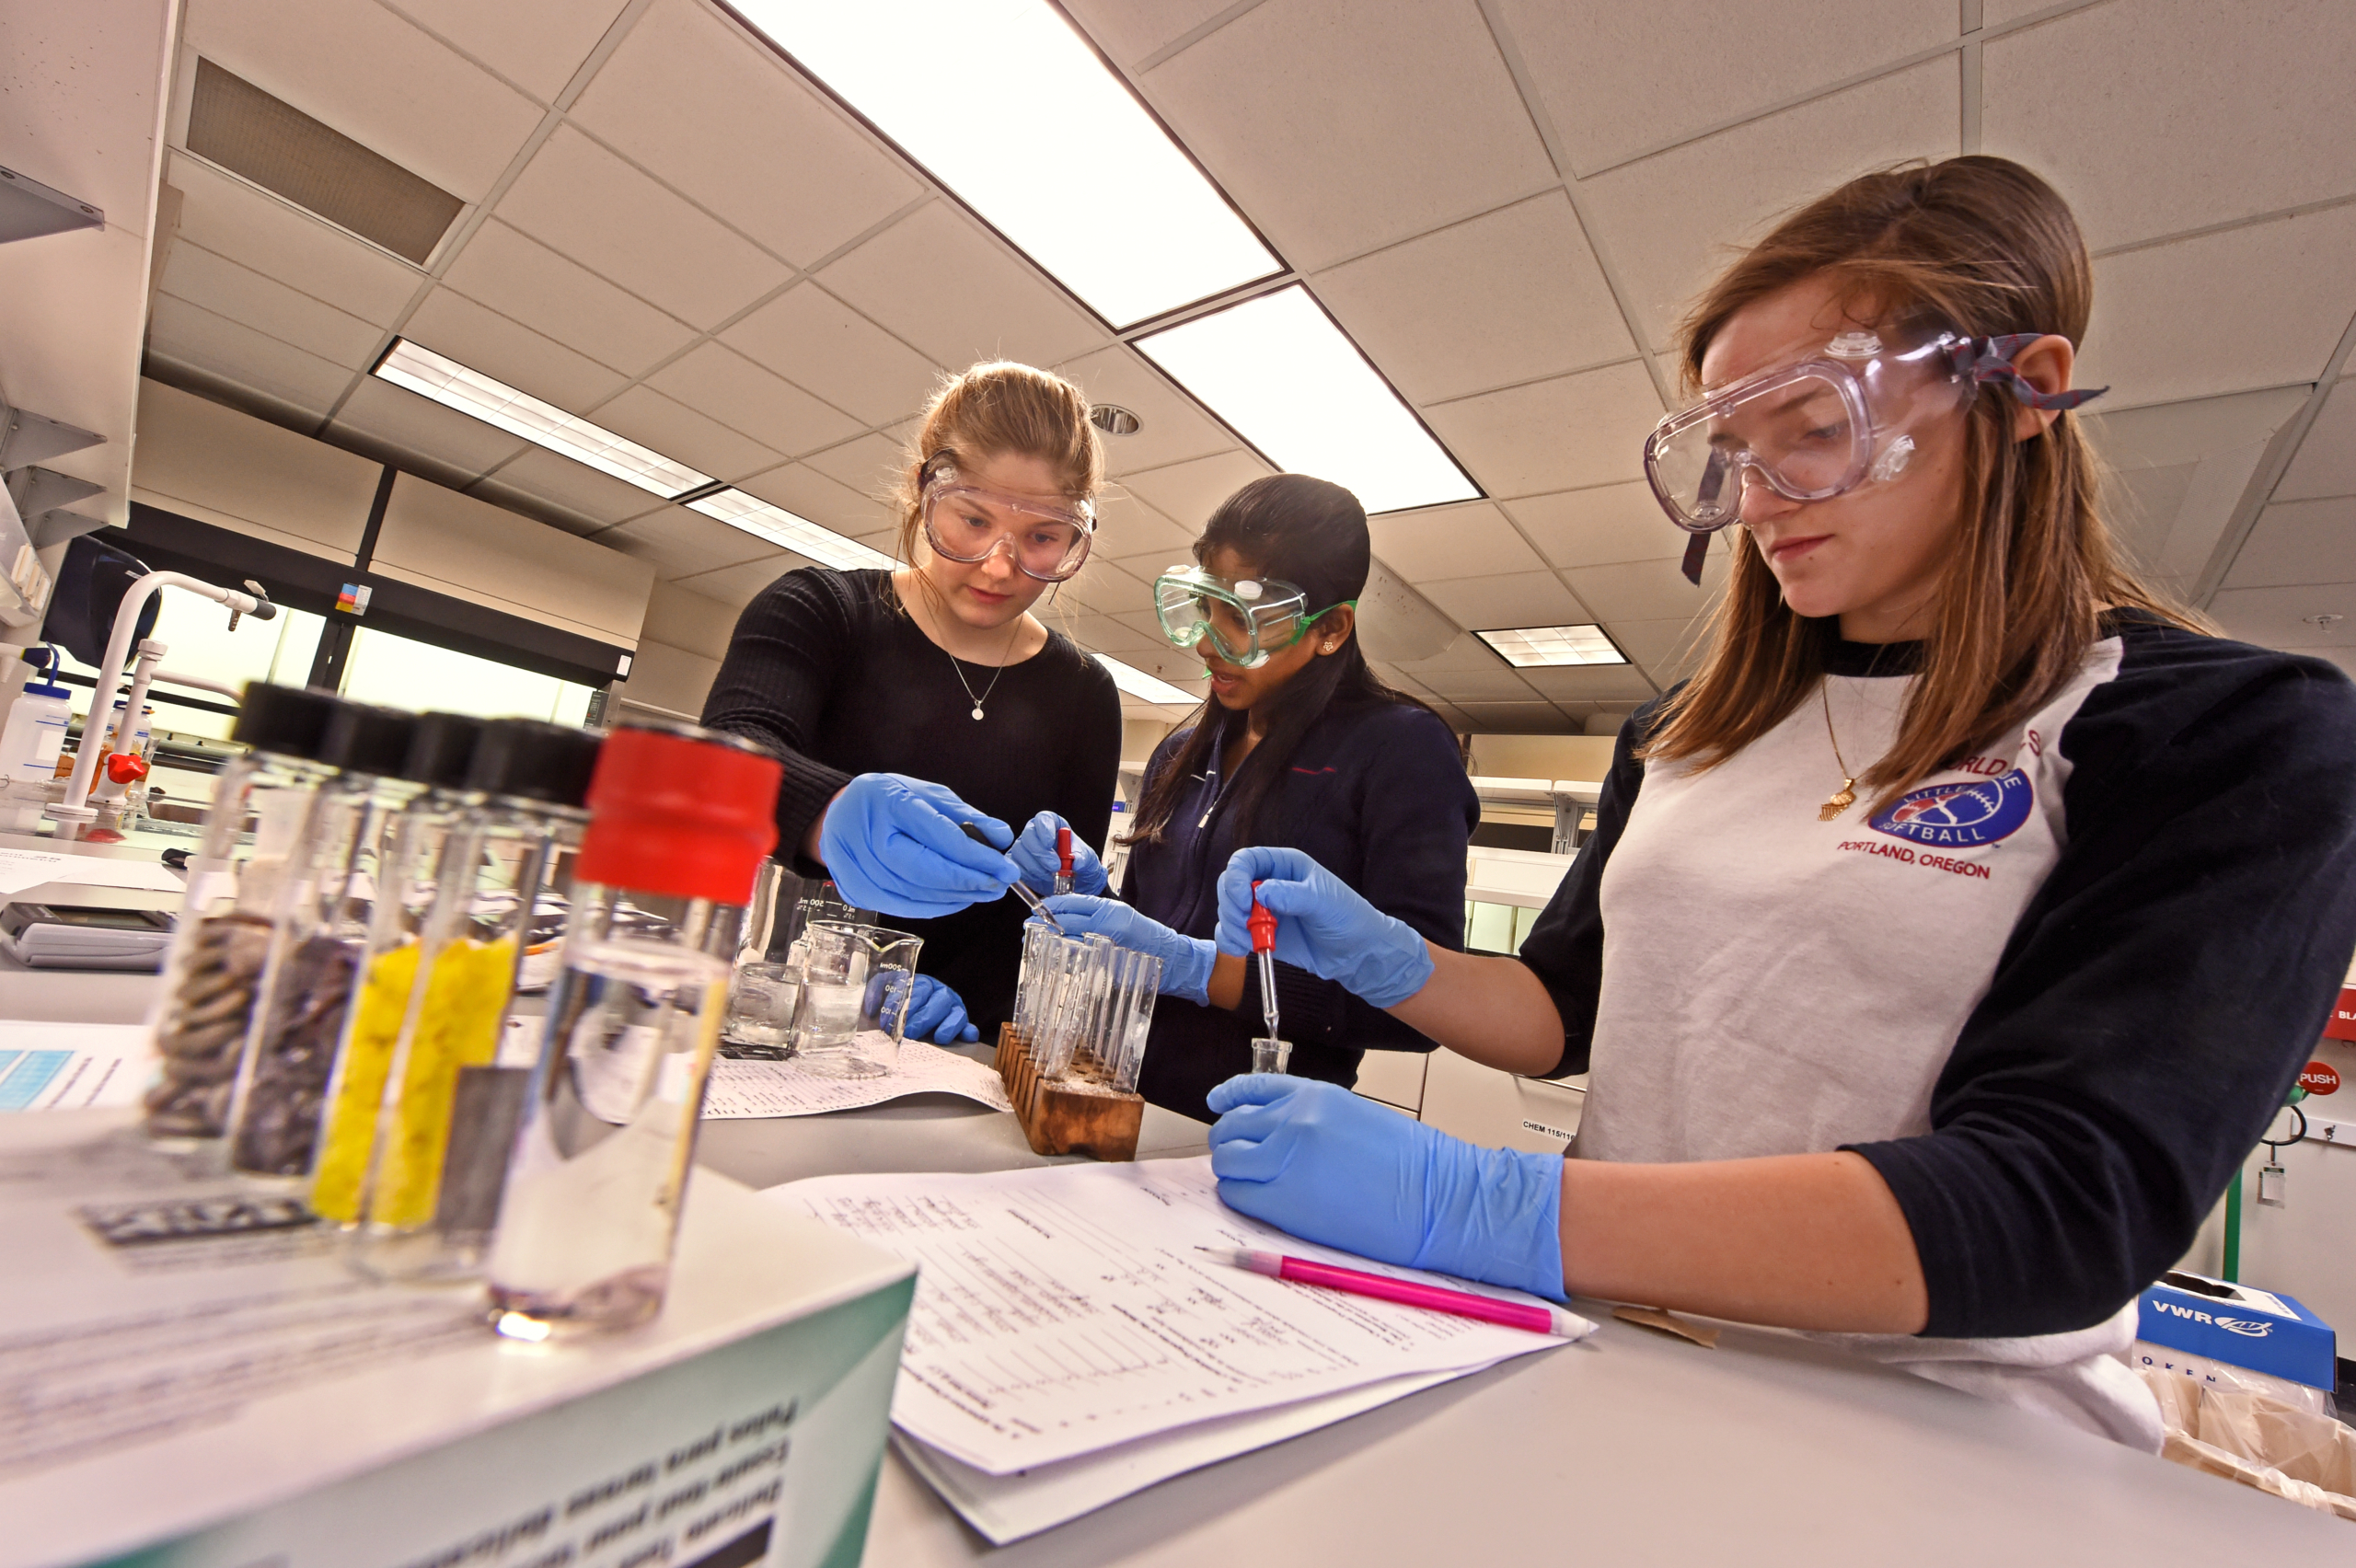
[144,684,341,1143]
[486,722,780,1337]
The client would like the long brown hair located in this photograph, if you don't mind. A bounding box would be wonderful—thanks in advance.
[1645,156,2200,802]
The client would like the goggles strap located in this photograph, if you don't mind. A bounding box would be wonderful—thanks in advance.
[1958,334,2107,411]
[1680,531,1709,585]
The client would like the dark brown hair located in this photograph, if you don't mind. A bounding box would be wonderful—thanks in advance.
[1646,156,2200,802]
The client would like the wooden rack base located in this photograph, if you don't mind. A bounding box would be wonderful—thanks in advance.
[995,1023,1144,1161]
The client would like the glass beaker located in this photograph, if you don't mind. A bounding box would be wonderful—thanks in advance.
[791,920,921,1078]
[722,961,802,1056]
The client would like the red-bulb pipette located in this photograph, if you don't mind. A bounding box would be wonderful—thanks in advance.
[1196,1247,1587,1338]
[1248,882,1288,1074]
[1053,825,1075,896]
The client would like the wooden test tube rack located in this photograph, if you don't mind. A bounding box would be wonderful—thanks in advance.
[994,1023,1144,1161]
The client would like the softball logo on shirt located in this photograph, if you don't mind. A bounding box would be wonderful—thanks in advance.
[1868,769,2034,847]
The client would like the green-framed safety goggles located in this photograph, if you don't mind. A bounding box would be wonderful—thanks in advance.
[1152,567,1357,670]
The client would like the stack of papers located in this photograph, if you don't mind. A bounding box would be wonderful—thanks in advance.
[0,1023,151,1113]
[768,1157,1590,1540]
[702,1040,1011,1119]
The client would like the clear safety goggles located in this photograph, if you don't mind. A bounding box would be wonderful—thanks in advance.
[918,458,1096,582]
[1643,330,2106,582]
[1152,567,1354,670]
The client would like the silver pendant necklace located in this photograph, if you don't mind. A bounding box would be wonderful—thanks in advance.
[947,621,1022,721]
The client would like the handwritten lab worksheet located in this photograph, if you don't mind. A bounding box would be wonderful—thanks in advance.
[702,1040,1012,1119]
[768,1157,1585,1474]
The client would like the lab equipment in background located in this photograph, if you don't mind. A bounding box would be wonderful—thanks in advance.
[0,646,70,800]
[791,919,924,1079]
[1248,882,1289,1075]
[87,699,154,807]
[0,902,173,970]
[144,683,341,1141]
[994,923,1161,1159]
[487,721,780,1337]
[224,703,418,1179]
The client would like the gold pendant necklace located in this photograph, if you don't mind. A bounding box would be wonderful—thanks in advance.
[1818,680,1857,822]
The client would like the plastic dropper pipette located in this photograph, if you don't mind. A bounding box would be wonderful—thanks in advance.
[961,819,1063,929]
[1248,881,1289,1074]
[1053,826,1075,896]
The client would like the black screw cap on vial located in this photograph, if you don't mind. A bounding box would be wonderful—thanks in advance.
[401,711,488,790]
[315,701,418,778]
[228,683,342,759]
[466,719,603,809]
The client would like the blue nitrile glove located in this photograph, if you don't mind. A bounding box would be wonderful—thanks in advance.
[1207,1075,1567,1302]
[1040,894,1214,1007]
[899,974,979,1044]
[1215,847,1433,1009]
[1009,811,1109,896]
[817,773,1016,919]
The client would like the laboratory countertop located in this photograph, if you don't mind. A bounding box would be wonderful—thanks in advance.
[1,970,2343,1561]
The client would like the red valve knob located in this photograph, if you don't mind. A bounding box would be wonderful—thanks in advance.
[1248,879,1276,954]
[105,752,150,784]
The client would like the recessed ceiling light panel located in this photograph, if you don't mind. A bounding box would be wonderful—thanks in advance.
[1094,653,1198,706]
[1473,624,1628,668]
[687,489,895,571]
[731,0,1278,328]
[375,340,711,498]
[1135,285,1480,515]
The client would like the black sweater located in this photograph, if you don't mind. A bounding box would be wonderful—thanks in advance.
[1517,615,2356,1339]
[700,567,1122,1033]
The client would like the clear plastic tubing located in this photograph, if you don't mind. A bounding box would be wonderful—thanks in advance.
[347,719,602,1280]
[486,721,781,1338]
[144,684,341,1143]
[225,702,422,1178]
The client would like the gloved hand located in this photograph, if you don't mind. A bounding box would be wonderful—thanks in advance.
[1216,847,1433,1009]
[1207,1075,1566,1302]
[817,773,1015,919]
[897,974,979,1044]
[1009,811,1109,896]
[1040,894,1214,1007]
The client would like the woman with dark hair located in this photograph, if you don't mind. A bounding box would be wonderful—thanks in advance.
[1018,473,1477,1120]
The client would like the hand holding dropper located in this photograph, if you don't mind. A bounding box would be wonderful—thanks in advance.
[1248,881,1290,1074]
[962,819,1063,929]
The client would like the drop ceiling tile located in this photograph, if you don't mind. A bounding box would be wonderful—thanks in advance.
[1059,0,1249,65]
[1418,572,1588,630]
[1311,191,1634,406]
[1117,449,1275,532]
[1054,345,1234,477]
[1091,491,1199,565]
[674,553,805,605]
[1605,614,1712,680]
[439,218,698,376]
[401,287,627,410]
[570,0,924,266]
[166,153,422,323]
[327,375,532,478]
[1395,632,1516,675]
[1138,0,1556,271]
[1451,701,1574,733]
[1112,608,1172,646]
[2277,380,2356,502]
[2085,386,2309,584]
[1513,663,1658,703]
[1982,0,2356,252]
[816,203,1109,370]
[735,463,899,537]
[1052,560,1149,617]
[460,479,606,536]
[1414,667,1543,702]
[1506,481,1685,569]
[185,0,542,201]
[604,504,786,579]
[469,446,665,527]
[2100,460,2200,583]
[1059,609,1161,654]
[145,295,358,417]
[495,125,791,328]
[1421,360,1662,500]
[2207,582,2356,649]
[1115,642,1214,689]
[157,242,384,368]
[801,432,907,500]
[1576,57,1959,352]
[645,341,864,458]
[723,283,945,428]
[385,0,632,102]
[1496,0,1955,174]
[1565,555,1726,624]
[2283,645,2356,679]
[2222,498,2356,592]
[1369,502,1548,583]
[2079,205,2356,408]
[585,385,782,482]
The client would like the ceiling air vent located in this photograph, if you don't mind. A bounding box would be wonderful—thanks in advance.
[186,58,462,265]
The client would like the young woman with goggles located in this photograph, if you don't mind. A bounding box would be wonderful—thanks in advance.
[999,473,1478,1120]
[1184,157,2356,1448]
[700,361,1121,1044]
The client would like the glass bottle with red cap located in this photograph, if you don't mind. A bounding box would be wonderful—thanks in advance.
[484,721,781,1338]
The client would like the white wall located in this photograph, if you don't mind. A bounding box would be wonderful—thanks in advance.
[608,580,735,721]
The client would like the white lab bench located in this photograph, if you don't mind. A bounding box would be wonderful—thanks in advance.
[1,968,2344,1562]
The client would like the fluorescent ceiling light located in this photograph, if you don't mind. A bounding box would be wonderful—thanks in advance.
[1473,624,1628,668]
[733,0,1277,327]
[375,339,711,498]
[1135,286,1479,515]
[1095,653,1198,706]
[687,489,895,571]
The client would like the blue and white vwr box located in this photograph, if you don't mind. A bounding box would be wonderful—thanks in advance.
[2137,1271,2337,1390]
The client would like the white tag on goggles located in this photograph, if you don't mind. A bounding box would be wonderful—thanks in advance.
[1153,567,1352,670]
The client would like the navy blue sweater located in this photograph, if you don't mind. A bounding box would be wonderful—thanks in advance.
[1121,697,1478,1120]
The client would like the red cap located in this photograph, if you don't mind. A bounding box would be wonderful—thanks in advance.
[1248,879,1276,954]
[1056,825,1073,875]
[105,753,151,784]
[576,726,781,905]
